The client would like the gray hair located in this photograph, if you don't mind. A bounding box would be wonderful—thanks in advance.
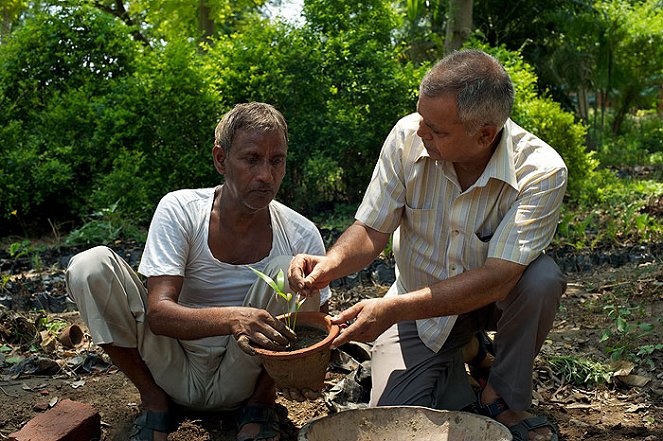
[214,102,288,152]
[419,49,514,134]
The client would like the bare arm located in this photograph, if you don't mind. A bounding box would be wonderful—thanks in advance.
[331,258,526,347]
[289,220,390,295]
[146,275,294,350]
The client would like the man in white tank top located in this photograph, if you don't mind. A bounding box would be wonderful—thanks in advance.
[66,103,330,441]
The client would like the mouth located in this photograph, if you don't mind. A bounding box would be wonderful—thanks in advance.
[252,187,274,195]
[422,144,439,159]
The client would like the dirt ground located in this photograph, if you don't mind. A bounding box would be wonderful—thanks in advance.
[1,252,662,440]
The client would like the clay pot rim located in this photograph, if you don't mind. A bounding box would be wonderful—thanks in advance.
[252,311,340,360]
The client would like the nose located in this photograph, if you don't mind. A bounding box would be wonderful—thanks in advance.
[255,160,275,183]
[416,117,432,140]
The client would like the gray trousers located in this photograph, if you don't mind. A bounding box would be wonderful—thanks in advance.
[370,254,566,412]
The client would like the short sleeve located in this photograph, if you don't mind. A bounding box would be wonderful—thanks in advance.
[355,122,408,234]
[489,166,567,264]
[138,192,192,277]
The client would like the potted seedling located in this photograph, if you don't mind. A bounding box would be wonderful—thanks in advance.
[249,267,306,332]
[248,266,340,391]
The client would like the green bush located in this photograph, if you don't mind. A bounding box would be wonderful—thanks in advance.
[206,2,424,213]
[598,110,663,167]
[0,5,140,224]
[0,5,220,233]
[0,2,614,240]
[474,42,597,202]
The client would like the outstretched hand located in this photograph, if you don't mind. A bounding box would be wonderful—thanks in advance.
[330,298,396,349]
[233,308,297,356]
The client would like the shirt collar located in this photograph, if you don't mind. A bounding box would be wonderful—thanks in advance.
[414,119,518,191]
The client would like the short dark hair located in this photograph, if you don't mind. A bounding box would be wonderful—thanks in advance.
[214,102,288,152]
[420,49,514,133]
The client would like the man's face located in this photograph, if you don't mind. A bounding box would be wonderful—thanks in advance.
[214,129,287,211]
[416,94,488,164]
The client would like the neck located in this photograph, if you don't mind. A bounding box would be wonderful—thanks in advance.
[215,186,271,233]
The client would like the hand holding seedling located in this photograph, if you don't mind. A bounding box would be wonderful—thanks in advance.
[232,307,297,356]
[288,254,336,297]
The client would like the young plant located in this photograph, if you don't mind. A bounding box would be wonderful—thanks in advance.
[248,266,306,331]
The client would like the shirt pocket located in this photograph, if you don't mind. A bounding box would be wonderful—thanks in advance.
[462,232,491,270]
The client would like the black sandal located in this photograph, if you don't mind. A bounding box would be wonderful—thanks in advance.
[235,403,280,441]
[129,409,174,441]
[476,394,559,441]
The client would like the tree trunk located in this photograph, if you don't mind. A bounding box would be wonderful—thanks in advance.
[1,3,13,44]
[199,0,215,44]
[444,0,473,55]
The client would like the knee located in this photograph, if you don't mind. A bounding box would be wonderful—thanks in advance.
[65,246,116,296]
[514,255,566,310]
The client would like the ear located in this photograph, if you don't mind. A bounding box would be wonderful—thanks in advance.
[212,145,226,175]
[477,125,499,147]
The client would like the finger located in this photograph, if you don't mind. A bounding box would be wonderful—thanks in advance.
[330,321,360,349]
[236,334,256,356]
[256,333,290,351]
[272,321,297,341]
[302,262,325,289]
[280,387,305,402]
[267,328,291,346]
[290,389,306,402]
[331,303,361,324]
[287,255,309,292]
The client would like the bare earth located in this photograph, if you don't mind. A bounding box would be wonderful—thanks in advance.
[1,258,662,440]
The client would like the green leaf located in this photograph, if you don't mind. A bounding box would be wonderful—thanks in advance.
[276,269,285,292]
[599,331,611,343]
[248,266,281,293]
[616,316,628,333]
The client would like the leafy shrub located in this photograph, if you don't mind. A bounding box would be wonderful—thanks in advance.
[65,202,146,246]
[598,110,663,167]
[0,5,140,225]
[205,3,423,213]
[474,42,597,202]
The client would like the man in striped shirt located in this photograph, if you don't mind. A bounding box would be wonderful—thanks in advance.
[289,49,566,441]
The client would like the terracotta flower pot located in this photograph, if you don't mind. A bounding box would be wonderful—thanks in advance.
[58,324,84,348]
[253,311,340,391]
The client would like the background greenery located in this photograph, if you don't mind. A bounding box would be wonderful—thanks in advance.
[0,0,661,252]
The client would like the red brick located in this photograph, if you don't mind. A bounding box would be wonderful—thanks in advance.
[9,399,101,441]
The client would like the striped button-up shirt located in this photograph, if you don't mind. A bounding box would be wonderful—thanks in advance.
[355,113,568,352]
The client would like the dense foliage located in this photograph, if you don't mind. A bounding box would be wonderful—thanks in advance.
[0,0,659,244]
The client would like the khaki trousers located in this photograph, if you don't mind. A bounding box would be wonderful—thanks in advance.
[370,254,566,412]
[65,246,301,411]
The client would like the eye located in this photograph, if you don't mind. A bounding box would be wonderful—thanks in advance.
[271,157,285,166]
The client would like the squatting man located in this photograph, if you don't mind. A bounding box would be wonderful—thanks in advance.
[66,102,330,441]
[289,49,567,441]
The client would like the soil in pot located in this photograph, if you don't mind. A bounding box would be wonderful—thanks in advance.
[253,312,340,391]
[284,325,327,351]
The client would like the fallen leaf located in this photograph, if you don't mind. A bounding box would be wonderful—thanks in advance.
[616,374,651,388]
[566,403,592,409]
[611,360,635,377]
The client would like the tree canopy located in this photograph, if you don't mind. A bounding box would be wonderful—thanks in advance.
[0,0,659,236]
